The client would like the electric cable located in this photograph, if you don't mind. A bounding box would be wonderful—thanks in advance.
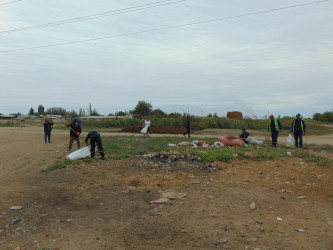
[0,0,329,53]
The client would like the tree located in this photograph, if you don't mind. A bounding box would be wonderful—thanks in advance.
[68,109,79,117]
[37,104,44,114]
[207,113,213,117]
[79,108,87,117]
[133,100,153,116]
[151,108,166,118]
[115,111,127,116]
[29,107,34,116]
[312,113,322,121]
[87,103,100,116]
[46,107,67,116]
[213,112,218,118]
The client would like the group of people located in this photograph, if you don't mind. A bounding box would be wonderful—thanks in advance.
[43,113,306,160]
[43,116,105,160]
[239,114,306,148]
[267,113,306,148]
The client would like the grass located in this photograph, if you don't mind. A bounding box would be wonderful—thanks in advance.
[46,158,94,171]
[46,135,333,170]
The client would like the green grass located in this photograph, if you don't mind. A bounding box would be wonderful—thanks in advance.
[0,121,20,127]
[47,135,333,170]
[46,158,94,171]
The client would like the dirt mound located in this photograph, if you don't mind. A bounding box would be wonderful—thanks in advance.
[227,111,243,120]
[122,125,186,134]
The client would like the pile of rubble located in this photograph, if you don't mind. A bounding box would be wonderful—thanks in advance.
[143,153,216,172]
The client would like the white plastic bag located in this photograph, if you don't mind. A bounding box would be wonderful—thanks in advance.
[140,126,148,134]
[67,146,91,160]
[247,136,263,145]
[286,134,295,148]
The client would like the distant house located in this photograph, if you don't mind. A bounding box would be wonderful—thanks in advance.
[0,114,16,120]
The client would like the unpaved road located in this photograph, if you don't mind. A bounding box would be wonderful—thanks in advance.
[0,127,333,249]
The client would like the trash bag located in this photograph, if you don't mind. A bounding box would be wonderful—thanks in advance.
[286,134,295,147]
[67,146,91,160]
[247,136,263,145]
[140,126,148,134]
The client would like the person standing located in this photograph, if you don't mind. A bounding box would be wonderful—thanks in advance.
[291,113,306,148]
[43,117,53,144]
[85,131,105,160]
[183,116,191,137]
[144,117,151,136]
[267,115,282,147]
[66,119,82,151]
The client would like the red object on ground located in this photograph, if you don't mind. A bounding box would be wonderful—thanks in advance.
[220,136,244,147]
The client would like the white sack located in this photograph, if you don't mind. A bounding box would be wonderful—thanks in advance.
[67,146,91,160]
[286,134,295,148]
[140,126,148,134]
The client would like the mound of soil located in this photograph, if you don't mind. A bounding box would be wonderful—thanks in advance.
[122,125,186,134]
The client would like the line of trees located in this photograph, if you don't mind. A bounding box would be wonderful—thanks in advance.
[312,111,333,122]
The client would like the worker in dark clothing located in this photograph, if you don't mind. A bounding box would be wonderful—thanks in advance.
[85,131,105,160]
[267,115,282,147]
[291,113,306,148]
[183,116,191,137]
[43,117,53,144]
[66,120,82,151]
[239,128,252,144]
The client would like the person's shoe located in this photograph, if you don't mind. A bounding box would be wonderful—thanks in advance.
[101,157,106,160]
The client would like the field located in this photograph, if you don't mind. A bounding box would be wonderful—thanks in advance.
[0,126,333,249]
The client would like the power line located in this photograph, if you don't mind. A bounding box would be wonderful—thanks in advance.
[0,0,23,6]
[0,0,329,53]
[0,0,187,35]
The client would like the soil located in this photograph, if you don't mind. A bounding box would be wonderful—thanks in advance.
[0,127,333,249]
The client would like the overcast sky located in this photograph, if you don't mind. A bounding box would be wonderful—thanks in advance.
[0,0,332,117]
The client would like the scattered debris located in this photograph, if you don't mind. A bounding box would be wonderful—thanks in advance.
[159,190,187,199]
[295,228,306,232]
[10,206,22,210]
[300,161,308,166]
[213,239,228,245]
[277,217,283,221]
[250,202,256,210]
[286,152,292,156]
[150,198,170,204]
[297,196,307,199]
[11,218,21,225]
[127,186,137,190]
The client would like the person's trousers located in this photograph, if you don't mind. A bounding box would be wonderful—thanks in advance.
[44,131,51,143]
[90,134,105,158]
[184,127,191,137]
[294,132,303,148]
[271,131,279,147]
[68,136,80,151]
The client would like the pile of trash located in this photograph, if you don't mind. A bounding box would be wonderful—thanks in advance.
[163,136,262,149]
[143,153,216,172]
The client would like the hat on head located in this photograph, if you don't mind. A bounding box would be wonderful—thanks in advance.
[296,113,301,117]
[76,120,82,125]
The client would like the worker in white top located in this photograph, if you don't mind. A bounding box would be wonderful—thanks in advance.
[144,117,151,136]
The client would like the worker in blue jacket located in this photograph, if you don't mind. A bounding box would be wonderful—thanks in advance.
[85,131,105,160]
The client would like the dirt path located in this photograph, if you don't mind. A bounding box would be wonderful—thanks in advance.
[0,127,333,249]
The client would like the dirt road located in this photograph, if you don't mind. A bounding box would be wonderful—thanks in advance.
[0,127,332,249]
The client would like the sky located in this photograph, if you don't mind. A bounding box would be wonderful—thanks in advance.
[0,0,332,118]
